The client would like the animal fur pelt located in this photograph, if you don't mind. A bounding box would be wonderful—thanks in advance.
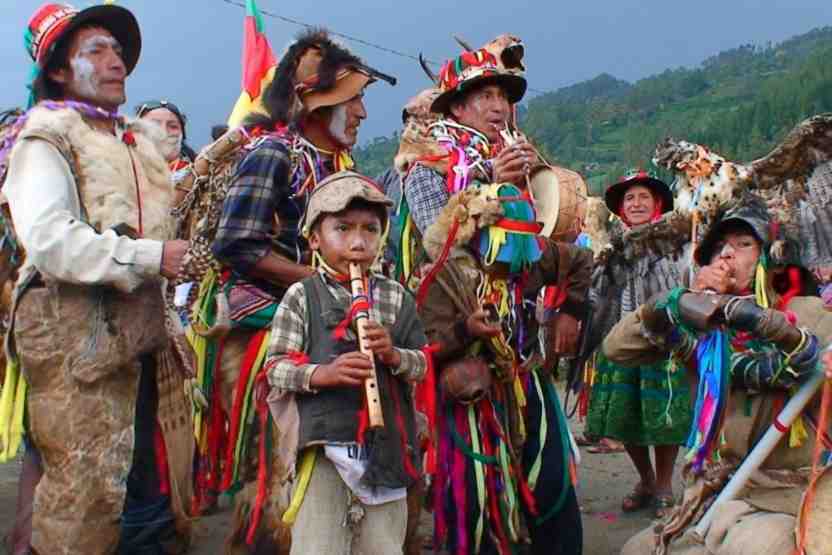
[653,138,751,217]
[481,34,525,73]
[422,187,502,261]
[394,88,445,177]
[653,114,832,229]
[800,162,832,274]
[581,196,615,256]
[14,106,173,241]
[653,138,802,260]
[596,210,692,266]
[250,28,367,127]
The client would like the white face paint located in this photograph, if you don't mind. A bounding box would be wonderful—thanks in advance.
[159,133,183,162]
[328,103,350,146]
[69,35,121,100]
[70,53,98,98]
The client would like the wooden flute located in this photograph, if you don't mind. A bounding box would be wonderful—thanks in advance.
[348,263,385,429]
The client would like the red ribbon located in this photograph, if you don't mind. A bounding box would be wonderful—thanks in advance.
[246,372,272,545]
[544,285,568,310]
[416,344,440,475]
[221,329,268,491]
[416,217,462,307]
[332,297,371,341]
[493,218,543,234]
[153,422,170,496]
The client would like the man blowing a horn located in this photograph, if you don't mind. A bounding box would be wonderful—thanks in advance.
[2,3,191,554]
[612,195,832,555]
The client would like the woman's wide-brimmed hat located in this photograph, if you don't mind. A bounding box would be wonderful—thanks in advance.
[603,168,674,215]
[431,48,526,115]
[26,3,141,75]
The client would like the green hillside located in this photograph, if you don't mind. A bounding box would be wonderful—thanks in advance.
[355,26,832,194]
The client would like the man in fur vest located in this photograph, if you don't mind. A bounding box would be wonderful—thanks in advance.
[2,4,191,554]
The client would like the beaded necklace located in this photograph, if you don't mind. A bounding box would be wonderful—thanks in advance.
[430,119,493,194]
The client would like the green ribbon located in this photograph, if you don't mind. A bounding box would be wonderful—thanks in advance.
[535,375,575,525]
[447,404,498,464]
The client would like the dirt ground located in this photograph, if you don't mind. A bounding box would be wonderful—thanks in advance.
[0,406,671,555]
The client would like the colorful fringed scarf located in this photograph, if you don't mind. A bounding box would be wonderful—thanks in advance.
[478,183,543,273]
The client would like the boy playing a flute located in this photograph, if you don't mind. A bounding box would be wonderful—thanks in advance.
[263,171,428,555]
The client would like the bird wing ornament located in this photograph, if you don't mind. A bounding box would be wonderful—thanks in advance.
[750,113,832,190]
[652,114,832,274]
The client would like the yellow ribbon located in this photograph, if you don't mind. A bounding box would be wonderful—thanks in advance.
[789,415,809,448]
[188,270,219,439]
[0,358,27,463]
[282,448,318,524]
[754,261,769,309]
[401,217,414,280]
[335,150,355,172]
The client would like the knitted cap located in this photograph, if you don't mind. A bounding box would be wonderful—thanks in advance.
[25,3,140,74]
[302,171,393,237]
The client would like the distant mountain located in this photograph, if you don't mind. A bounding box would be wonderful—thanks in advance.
[355,25,832,194]
[539,73,632,104]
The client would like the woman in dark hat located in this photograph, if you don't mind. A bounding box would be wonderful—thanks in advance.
[603,169,674,227]
[583,169,692,518]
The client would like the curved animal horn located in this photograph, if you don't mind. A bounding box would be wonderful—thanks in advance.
[419,53,438,84]
[453,35,474,52]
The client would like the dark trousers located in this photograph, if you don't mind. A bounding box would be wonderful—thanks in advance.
[117,359,178,555]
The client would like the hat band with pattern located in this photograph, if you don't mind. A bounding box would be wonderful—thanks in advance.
[28,4,78,65]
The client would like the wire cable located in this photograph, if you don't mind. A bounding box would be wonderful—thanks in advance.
[220,0,549,95]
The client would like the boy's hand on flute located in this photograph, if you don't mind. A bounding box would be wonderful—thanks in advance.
[362,321,401,368]
[311,352,372,388]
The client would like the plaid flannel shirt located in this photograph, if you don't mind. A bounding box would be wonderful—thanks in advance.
[212,137,329,292]
[266,269,427,392]
[403,164,450,235]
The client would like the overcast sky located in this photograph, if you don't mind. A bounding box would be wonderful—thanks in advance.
[2,0,831,147]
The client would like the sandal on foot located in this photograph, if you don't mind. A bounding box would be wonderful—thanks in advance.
[587,439,625,454]
[575,434,597,446]
[654,493,675,519]
[622,486,654,512]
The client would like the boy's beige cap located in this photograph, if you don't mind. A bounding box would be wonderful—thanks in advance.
[301,171,393,237]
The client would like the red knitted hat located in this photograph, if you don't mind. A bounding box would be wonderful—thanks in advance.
[25,3,141,74]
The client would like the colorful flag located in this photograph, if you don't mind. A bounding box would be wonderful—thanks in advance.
[227,0,278,127]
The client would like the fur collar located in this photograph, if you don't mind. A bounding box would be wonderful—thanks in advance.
[17,106,174,240]
[597,210,692,265]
